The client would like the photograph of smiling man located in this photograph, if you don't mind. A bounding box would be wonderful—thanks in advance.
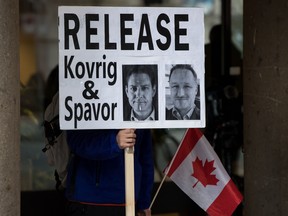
[166,64,200,120]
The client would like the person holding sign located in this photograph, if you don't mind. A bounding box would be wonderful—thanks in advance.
[123,65,158,121]
[166,64,200,120]
[65,129,154,216]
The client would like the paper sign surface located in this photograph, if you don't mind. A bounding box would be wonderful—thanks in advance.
[58,6,205,129]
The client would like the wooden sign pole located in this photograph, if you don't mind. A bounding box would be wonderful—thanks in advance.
[125,147,135,216]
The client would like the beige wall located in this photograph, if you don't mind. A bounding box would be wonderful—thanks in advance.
[20,32,37,85]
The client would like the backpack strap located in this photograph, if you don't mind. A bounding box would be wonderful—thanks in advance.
[66,153,78,197]
[54,170,62,191]
[42,115,62,152]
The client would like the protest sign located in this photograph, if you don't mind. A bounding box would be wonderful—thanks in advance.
[58,6,205,129]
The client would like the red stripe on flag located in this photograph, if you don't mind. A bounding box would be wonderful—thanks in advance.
[206,179,243,216]
[166,129,203,177]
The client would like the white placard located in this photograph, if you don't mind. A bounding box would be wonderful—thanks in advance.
[59,6,205,129]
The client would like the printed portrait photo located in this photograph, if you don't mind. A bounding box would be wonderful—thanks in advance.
[122,64,159,121]
[165,64,200,120]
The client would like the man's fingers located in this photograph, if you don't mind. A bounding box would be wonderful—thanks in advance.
[116,129,137,149]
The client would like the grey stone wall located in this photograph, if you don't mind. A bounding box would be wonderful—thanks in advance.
[0,1,20,216]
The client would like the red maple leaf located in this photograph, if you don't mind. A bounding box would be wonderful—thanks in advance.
[191,157,219,188]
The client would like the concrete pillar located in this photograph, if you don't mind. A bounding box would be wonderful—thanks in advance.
[244,0,288,215]
[0,1,20,216]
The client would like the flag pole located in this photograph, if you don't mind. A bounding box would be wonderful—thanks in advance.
[149,129,189,210]
[125,147,135,216]
[149,172,167,210]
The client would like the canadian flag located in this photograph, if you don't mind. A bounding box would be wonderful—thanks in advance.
[165,128,243,216]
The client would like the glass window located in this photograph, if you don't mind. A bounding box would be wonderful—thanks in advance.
[20,0,242,190]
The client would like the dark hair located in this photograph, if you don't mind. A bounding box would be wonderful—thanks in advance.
[169,64,197,82]
[44,65,59,110]
[124,65,157,87]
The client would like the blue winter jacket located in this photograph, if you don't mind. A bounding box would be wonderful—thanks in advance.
[65,129,154,211]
